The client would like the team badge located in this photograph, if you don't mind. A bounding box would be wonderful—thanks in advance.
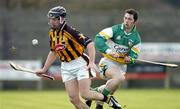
[116,35,121,40]
[128,39,133,47]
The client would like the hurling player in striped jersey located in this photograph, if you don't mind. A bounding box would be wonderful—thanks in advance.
[36,6,121,109]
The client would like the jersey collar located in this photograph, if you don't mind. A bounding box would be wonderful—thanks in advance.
[121,23,136,35]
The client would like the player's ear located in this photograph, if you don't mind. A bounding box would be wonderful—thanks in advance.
[134,20,138,25]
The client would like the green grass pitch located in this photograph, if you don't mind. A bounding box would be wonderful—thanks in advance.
[0,89,180,109]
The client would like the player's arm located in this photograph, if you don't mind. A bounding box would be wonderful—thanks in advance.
[86,42,95,63]
[66,25,98,70]
[86,42,99,72]
[71,28,98,71]
[36,51,57,75]
[66,25,92,47]
[95,28,112,53]
[95,28,119,58]
[42,51,57,72]
[36,33,57,74]
[42,32,58,72]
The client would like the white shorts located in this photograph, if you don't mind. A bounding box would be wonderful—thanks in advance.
[61,56,89,82]
[99,57,127,79]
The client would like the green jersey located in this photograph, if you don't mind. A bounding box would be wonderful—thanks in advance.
[95,23,141,63]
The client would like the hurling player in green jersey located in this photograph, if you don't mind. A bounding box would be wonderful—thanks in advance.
[87,9,141,109]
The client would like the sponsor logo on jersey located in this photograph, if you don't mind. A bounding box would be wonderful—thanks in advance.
[114,45,129,53]
[55,44,66,51]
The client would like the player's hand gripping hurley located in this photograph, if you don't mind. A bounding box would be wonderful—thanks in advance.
[9,61,55,80]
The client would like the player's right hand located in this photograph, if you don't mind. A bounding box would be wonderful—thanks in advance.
[111,52,119,58]
[35,69,46,76]
[106,49,119,58]
[108,51,119,58]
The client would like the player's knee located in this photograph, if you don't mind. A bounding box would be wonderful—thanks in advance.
[115,74,125,82]
[69,95,80,105]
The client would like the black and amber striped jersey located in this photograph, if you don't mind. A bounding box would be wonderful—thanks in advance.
[48,22,92,62]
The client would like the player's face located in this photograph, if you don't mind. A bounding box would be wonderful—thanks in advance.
[123,13,136,29]
[48,18,60,29]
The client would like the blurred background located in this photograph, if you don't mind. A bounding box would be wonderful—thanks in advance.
[0,0,180,89]
[0,0,180,92]
[0,0,180,109]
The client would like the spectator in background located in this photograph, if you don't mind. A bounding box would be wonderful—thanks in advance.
[35,6,121,109]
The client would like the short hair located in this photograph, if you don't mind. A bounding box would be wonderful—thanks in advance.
[125,9,139,22]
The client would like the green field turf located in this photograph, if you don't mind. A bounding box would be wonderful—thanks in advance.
[0,89,180,109]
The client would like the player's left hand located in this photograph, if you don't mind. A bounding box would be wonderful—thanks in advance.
[124,56,135,63]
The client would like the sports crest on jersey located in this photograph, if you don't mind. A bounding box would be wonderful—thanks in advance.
[116,35,121,40]
[128,39,133,47]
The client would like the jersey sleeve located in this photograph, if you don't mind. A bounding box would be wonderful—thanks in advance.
[128,33,141,59]
[95,27,113,53]
[66,25,92,48]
